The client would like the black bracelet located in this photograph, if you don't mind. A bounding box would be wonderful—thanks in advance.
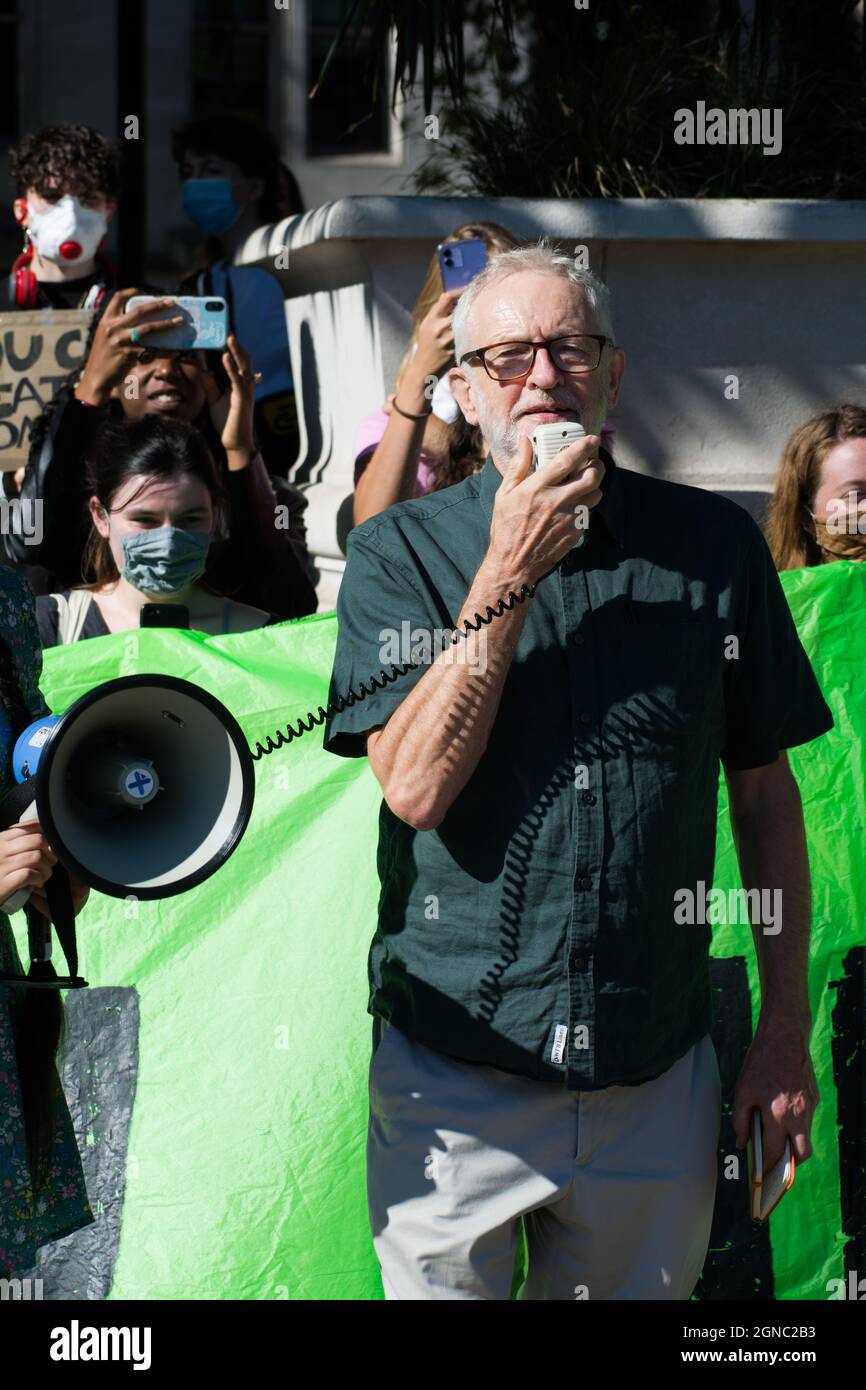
[391,396,432,422]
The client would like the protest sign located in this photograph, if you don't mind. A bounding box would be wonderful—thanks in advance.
[0,309,92,469]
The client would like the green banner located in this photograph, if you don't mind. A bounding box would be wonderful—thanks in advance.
[17,562,863,1299]
[705,561,865,1301]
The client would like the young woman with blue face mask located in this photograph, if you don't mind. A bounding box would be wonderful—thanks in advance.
[35,415,282,647]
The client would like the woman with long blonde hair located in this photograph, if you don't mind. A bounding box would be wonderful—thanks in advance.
[766,404,866,570]
[352,222,523,527]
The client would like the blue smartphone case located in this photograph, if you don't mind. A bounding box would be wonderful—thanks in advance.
[125,296,228,351]
[437,238,489,291]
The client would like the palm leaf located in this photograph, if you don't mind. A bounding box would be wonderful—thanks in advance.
[309,0,516,110]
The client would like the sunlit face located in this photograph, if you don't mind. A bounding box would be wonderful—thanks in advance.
[115,349,208,423]
[448,271,625,466]
[13,186,115,228]
[179,151,263,211]
[90,472,214,578]
[805,437,866,561]
[811,438,866,518]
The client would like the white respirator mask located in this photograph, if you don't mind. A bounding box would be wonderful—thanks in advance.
[26,195,109,265]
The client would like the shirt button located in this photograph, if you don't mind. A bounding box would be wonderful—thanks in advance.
[576,876,592,890]
[579,712,592,725]
[581,791,596,805]
[569,950,588,971]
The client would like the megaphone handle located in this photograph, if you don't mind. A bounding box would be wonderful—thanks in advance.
[43,863,81,983]
[0,885,31,914]
[0,795,37,911]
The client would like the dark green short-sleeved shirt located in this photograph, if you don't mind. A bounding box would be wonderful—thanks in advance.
[323,449,833,1089]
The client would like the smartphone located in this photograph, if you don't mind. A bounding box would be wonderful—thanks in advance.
[531,420,587,469]
[437,237,488,291]
[749,1109,795,1221]
[140,604,190,629]
[125,295,228,351]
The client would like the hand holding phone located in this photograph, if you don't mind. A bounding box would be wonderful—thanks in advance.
[75,288,187,406]
[124,295,228,351]
[411,288,463,380]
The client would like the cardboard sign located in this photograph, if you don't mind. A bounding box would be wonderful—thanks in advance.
[0,309,93,469]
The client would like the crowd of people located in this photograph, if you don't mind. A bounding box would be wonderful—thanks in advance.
[0,118,862,1296]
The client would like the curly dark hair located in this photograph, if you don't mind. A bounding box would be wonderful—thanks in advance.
[8,123,122,200]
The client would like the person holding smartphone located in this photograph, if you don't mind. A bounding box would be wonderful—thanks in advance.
[2,292,318,621]
[351,222,522,528]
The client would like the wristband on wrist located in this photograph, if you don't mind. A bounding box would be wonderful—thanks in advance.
[391,396,432,421]
[74,381,101,408]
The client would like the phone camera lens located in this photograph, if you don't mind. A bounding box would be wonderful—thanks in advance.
[205,301,222,311]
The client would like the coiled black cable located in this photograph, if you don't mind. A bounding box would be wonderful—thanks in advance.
[250,582,536,759]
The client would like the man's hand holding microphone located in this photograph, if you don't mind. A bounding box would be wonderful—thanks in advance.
[365,426,605,829]
[486,428,606,591]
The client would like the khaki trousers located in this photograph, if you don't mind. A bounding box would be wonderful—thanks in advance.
[367,1019,721,1300]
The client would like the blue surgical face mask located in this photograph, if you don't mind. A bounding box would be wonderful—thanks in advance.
[105,517,213,594]
[182,178,242,237]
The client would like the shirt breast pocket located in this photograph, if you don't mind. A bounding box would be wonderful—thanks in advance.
[606,618,724,750]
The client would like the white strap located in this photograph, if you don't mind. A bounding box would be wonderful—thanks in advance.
[52,589,93,645]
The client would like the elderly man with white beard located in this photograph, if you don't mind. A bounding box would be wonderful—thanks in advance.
[323,242,832,1300]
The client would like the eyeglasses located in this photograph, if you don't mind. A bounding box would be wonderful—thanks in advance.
[459,334,613,381]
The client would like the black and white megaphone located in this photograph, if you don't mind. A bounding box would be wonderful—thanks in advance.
[0,674,255,916]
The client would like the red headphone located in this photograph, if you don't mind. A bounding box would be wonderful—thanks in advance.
[9,238,114,309]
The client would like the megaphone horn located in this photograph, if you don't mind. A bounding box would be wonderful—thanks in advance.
[0,674,255,912]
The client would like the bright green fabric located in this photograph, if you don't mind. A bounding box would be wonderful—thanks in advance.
[711,561,865,1300]
[17,560,861,1298]
[28,616,384,1300]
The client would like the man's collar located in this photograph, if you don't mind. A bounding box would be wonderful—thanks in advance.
[479,443,625,547]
